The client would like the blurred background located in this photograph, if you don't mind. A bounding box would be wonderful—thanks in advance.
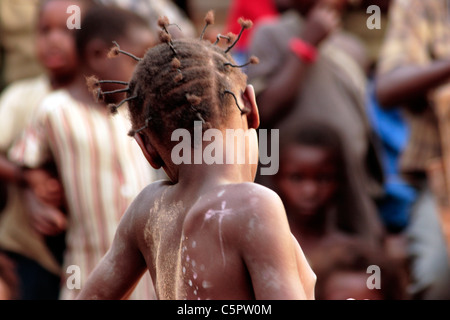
[1,0,450,301]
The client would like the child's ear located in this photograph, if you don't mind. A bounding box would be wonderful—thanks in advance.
[134,133,164,170]
[242,85,260,129]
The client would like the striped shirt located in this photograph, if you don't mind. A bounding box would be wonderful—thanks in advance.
[10,90,157,299]
[377,0,450,178]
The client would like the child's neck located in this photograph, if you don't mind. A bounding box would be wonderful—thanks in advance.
[176,162,255,194]
[65,72,103,106]
[163,125,258,191]
[49,72,77,91]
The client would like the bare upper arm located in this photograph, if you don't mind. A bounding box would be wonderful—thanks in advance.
[238,187,315,300]
[77,185,161,300]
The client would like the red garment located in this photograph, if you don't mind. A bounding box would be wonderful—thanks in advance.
[225,0,279,50]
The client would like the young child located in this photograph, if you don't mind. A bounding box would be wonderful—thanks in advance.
[272,121,385,256]
[309,236,407,300]
[77,13,316,300]
[0,0,93,299]
[247,0,384,216]
[10,5,159,300]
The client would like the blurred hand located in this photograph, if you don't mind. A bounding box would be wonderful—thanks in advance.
[22,168,67,236]
[301,3,340,47]
[23,188,67,236]
[23,168,65,208]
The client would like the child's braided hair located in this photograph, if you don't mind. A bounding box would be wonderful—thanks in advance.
[87,10,259,140]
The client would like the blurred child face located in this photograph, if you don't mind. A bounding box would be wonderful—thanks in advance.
[275,144,339,217]
[36,0,79,79]
[99,25,155,103]
[321,271,385,300]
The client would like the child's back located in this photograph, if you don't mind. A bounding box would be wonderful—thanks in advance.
[78,13,315,300]
[136,181,312,299]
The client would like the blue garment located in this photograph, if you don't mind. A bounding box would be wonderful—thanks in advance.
[366,83,417,232]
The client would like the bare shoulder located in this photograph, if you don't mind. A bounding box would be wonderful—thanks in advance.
[227,182,291,243]
[223,182,284,210]
[227,183,315,299]
[225,182,287,223]
[130,180,171,210]
[119,179,173,235]
[186,182,288,245]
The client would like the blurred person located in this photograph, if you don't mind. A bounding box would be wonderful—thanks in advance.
[340,0,413,268]
[272,121,385,255]
[367,82,416,235]
[0,0,44,91]
[96,0,196,38]
[247,0,384,218]
[10,5,160,300]
[341,0,392,72]
[0,0,94,299]
[375,0,450,300]
[310,236,408,300]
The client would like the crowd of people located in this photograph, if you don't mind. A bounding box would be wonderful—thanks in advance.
[0,0,449,300]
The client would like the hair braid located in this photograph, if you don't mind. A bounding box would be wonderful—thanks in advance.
[127,37,248,138]
[85,11,258,139]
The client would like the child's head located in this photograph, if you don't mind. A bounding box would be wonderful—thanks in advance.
[76,5,156,102]
[102,13,261,175]
[127,38,247,136]
[274,122,342,218]
[87,12,261,180]
[35,0,91,82]
[127,18,257,134]
[310,237,407,300]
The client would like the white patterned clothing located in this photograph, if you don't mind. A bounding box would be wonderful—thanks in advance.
[10,90,157,299]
